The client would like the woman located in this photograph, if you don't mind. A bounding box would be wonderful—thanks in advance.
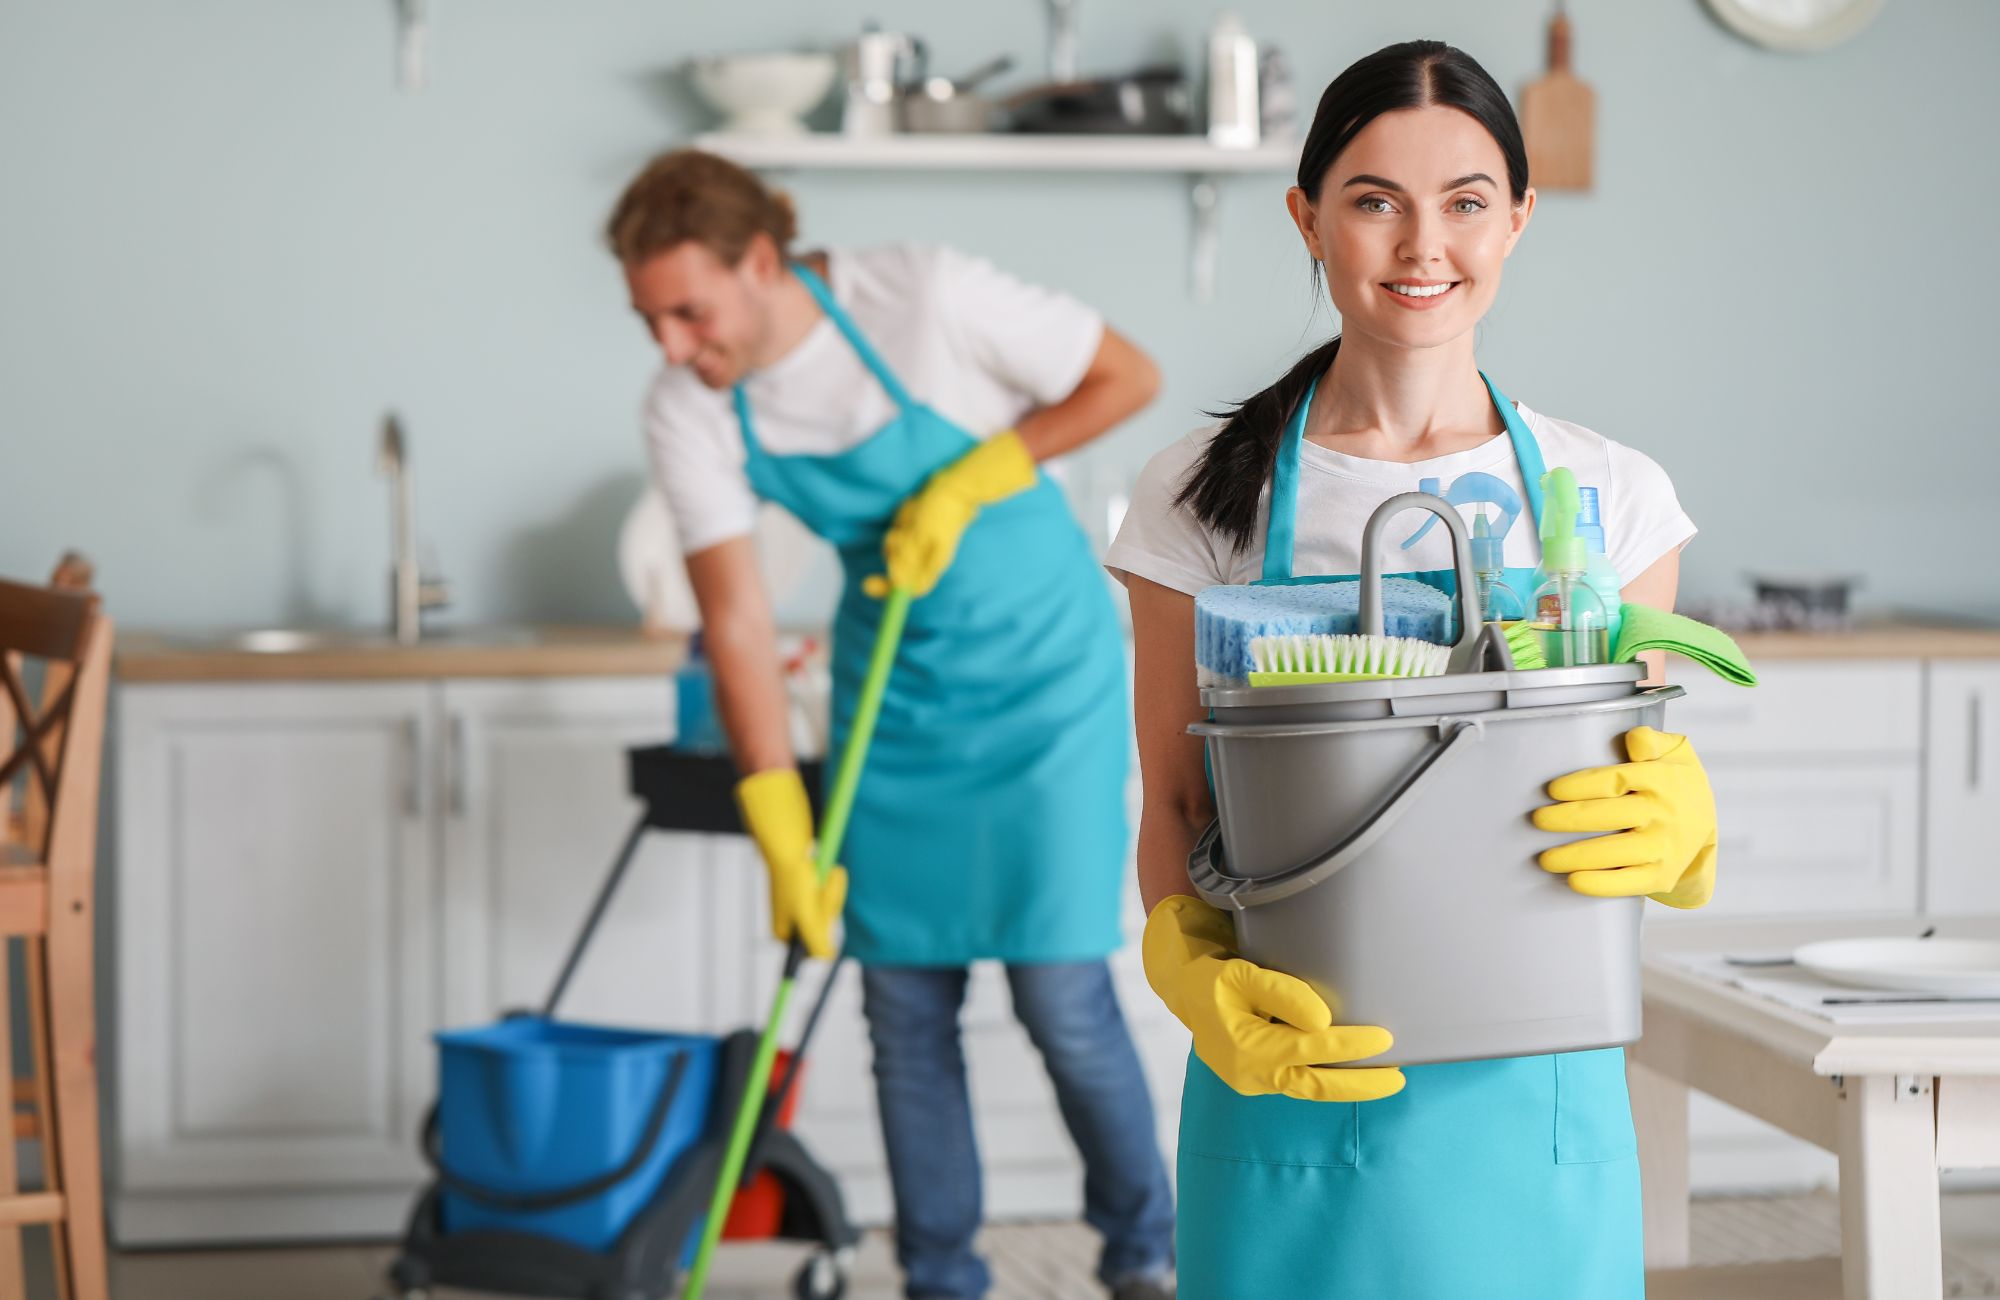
[608,150,1176,1300]
[1104,42,1717,1297]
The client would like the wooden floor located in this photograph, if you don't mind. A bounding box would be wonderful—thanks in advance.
[43,1190,2000,1298]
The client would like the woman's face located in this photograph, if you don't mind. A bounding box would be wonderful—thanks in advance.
[1288,105,1534,353]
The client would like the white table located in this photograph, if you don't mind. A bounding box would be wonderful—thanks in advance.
[1632,915,2000,1299]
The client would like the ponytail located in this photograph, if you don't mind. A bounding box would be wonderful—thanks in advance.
[1174,338,1339,553]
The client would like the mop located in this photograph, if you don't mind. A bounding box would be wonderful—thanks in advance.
[682,585,912,1299]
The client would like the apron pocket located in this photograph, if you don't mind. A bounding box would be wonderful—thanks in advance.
[1180,1056,1358,1169]
[1554,1048,1638,1165]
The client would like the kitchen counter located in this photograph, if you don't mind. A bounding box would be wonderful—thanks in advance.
[116,620,2000,684]
[117,625,690,682]
[1727,623,2000,661]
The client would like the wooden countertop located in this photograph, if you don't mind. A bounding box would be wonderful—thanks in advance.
[117,626,691,683]
[114,619,2000,685]
[1728,623,2000,660]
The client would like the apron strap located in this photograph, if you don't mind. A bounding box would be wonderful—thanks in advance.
[1258,368,1551,582]
[1259,377,1315,582]
[791,261,918,414]
[1480,371,1546,531]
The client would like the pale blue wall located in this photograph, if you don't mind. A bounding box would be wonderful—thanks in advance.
[5,1,1997,627]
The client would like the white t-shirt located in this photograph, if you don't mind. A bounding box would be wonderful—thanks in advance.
[643,243,1105,554]
[1105,401,1696,594]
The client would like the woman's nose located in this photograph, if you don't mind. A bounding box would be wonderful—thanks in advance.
[1398,210,1446,266]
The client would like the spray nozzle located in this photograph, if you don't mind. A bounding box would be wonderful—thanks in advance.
[1539,467,1586,574]
[1470,508,1505,575]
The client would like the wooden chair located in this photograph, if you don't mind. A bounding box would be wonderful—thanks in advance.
[0,555,111,1300]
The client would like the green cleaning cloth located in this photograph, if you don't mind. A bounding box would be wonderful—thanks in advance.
[1614,603,1758,686]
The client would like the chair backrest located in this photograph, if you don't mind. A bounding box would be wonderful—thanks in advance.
[0,555,110,866]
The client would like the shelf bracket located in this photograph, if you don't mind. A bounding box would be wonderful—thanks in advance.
[1189,174,1220,304]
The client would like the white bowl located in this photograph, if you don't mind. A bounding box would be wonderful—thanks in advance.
[689,52,837,135]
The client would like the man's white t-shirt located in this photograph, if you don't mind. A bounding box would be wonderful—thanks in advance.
[644,243,1104,555]
[1104,402,1696,595]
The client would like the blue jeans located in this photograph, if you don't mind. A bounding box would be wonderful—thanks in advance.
[861,960,1176,1299]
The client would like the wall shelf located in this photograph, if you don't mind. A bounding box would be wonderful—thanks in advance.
[692,131,1295,173]
[692,131,1299,301]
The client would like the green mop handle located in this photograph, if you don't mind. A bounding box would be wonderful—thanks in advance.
[682,586,911,1300]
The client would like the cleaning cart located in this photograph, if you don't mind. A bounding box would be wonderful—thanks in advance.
[380,748,858,1300]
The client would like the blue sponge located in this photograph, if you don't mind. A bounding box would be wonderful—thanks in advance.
[1195,579,1454,685]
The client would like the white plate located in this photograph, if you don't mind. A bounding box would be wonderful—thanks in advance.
[617,488,835,633]
[1792,937,2000,996]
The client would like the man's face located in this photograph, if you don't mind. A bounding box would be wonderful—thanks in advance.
[625,239,772,389]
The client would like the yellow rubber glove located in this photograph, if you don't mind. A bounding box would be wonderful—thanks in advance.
[1142,895,1405,1102]
[1532,725,1718,909]
[861,430,1038,599]
[735,768,849,959]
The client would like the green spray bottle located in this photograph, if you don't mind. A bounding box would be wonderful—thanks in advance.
[1530,467,1611,667]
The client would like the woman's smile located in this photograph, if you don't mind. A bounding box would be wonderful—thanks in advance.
[1380,278,1461,309]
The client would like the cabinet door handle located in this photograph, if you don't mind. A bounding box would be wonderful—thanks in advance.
[447,714,466,817]
[1972,691,1984,791]
[401,717,422,817]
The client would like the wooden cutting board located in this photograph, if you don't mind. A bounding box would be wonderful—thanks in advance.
[1521,7,1595,191]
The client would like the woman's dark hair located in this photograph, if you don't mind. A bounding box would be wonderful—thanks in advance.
[1175,40,1530,551]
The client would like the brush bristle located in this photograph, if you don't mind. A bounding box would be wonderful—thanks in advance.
[1249,633,1451,678]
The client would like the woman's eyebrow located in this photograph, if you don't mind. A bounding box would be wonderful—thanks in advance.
[1341,172,1497,192]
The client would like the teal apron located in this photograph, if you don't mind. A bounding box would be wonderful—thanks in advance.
[1177,374,1643,1299]
[733,264,1129,966]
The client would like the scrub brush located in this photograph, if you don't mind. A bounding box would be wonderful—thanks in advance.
[1245,491,1485,686]
[1249,632,1450,685]
[1499,620,1546,669]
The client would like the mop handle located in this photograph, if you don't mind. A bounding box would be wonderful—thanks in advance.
[683,586,911,1300]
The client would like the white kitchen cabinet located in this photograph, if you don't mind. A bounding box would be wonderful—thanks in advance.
[1924,661,2000,913]
[1660,662,1924,920]
[436,676,755,1034]
[115,682,439,1244]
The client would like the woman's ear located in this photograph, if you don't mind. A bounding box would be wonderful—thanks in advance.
[1284,186,1325,261]
[1503,187,1537,257]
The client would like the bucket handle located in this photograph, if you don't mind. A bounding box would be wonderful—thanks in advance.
[1359,491,1484,672]
[419,1049,692,1213]
[1188,718,1484,910]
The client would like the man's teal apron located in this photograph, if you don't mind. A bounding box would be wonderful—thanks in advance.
[1176,374,1643,1299]
[733,264,1129,966]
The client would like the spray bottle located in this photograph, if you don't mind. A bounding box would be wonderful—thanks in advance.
[1472,509,1526,624]
[1530,468,1610,667]
[1574,485,1624,647]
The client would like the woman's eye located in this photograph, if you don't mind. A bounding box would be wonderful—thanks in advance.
[1452,197,1488,215]
[1357,195,1396,214]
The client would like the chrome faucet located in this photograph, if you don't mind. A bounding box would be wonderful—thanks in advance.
[376,412,448,644]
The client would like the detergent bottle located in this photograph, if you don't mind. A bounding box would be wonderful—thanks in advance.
[1530,468,1611,667]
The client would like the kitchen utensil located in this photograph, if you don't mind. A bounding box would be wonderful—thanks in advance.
[1519,2,1594,191]
[1793,937,2000,997]
[899,54,1014,133]
[1745,572,1861,629]
[689,51,838,135]
[842,28,925,136]
[1206,11,1260,148]
[1006,66,1192,134]
[1821,995,2000,1005]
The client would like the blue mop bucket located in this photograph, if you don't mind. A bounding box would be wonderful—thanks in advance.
[430,1018,721,1252]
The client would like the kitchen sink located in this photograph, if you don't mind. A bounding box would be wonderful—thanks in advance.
[175,625,541,653]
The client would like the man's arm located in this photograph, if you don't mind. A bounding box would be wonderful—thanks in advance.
[684,536,794,775]
[1015,326,1159,462]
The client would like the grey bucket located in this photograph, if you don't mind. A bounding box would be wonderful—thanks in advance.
[1186,492,1683,1067]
